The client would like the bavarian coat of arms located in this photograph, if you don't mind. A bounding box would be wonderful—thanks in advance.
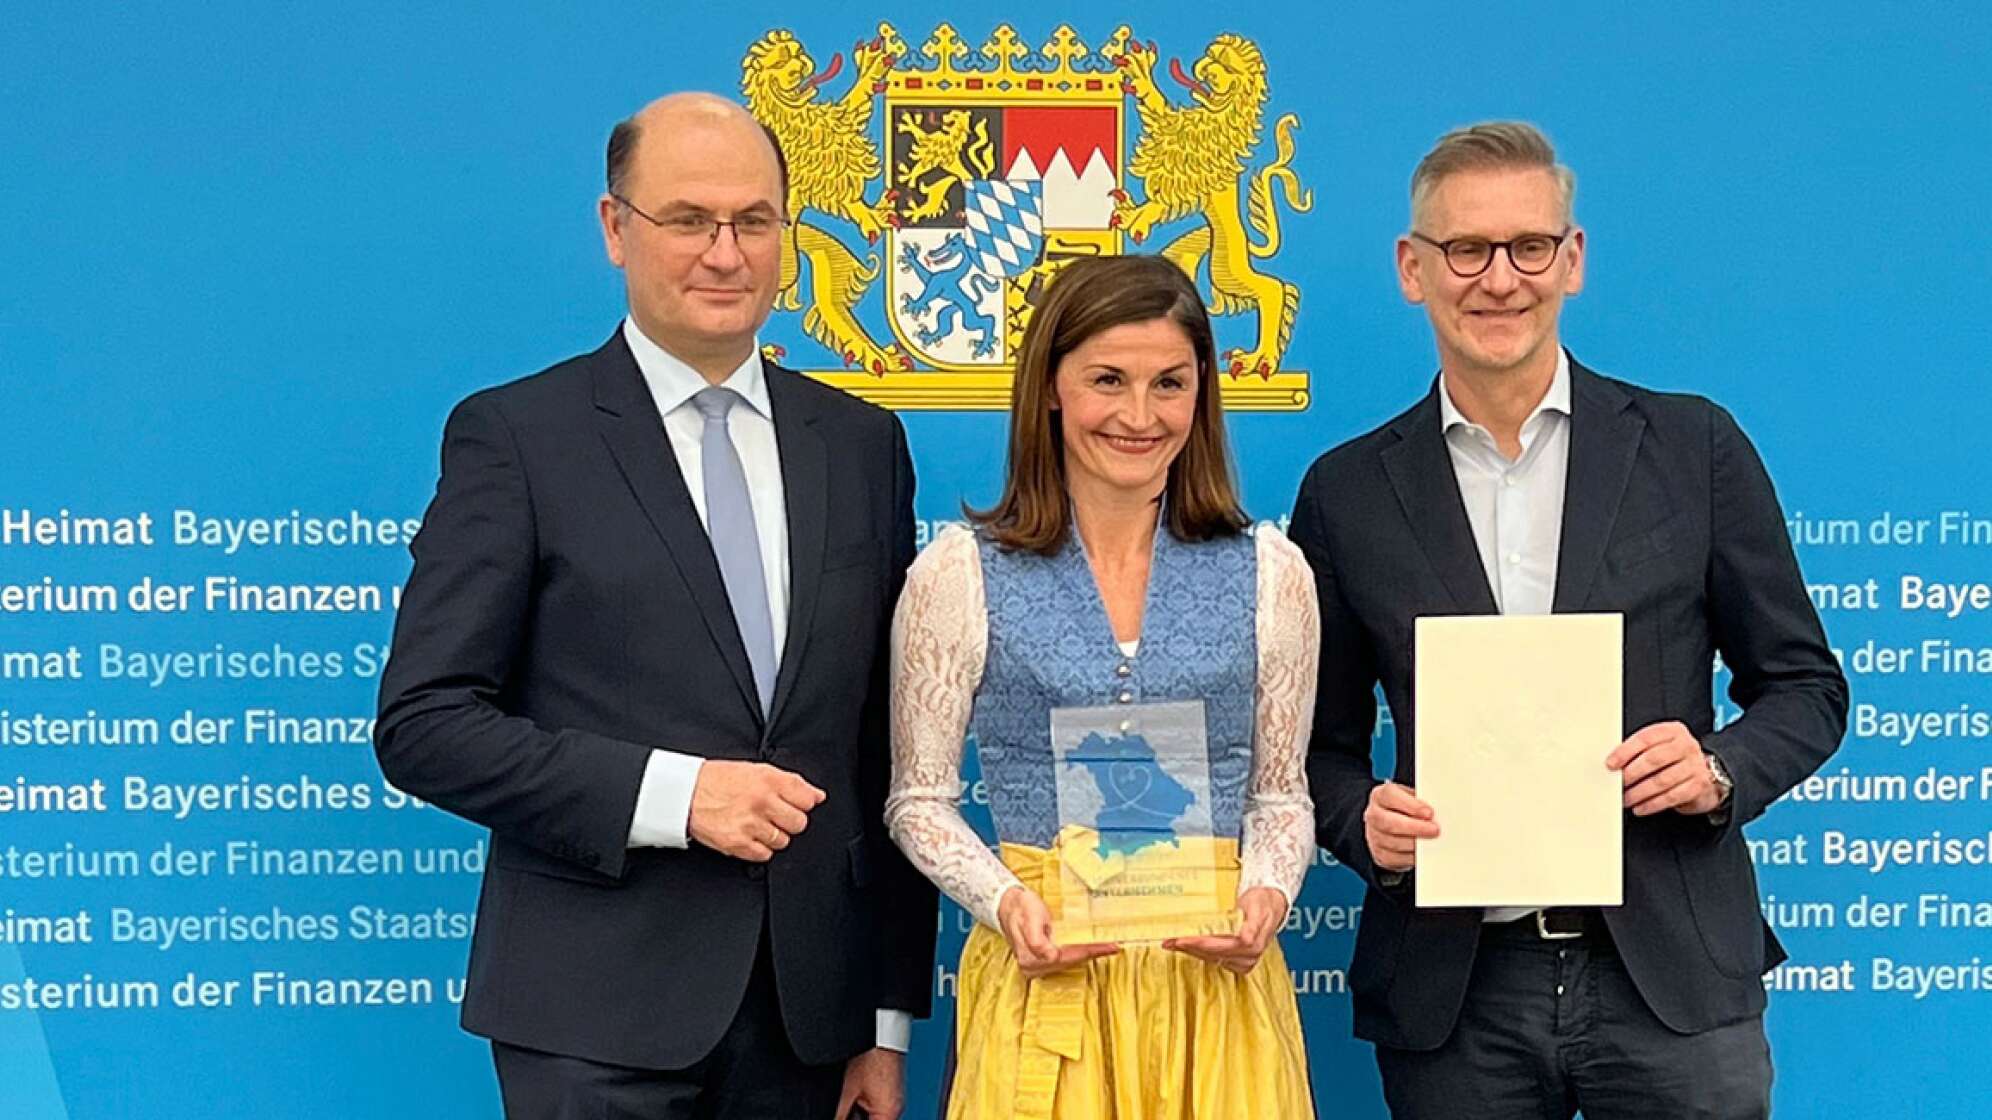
[742,22,1313,410]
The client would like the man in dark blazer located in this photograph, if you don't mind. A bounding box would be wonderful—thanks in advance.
[1289,122,1847,1119]
[375,92,934,1119]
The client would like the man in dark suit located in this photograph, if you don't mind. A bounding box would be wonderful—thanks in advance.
[1289,122,1847,1119]
[375,92,934,1119]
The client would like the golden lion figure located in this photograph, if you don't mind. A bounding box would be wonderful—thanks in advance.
[1103,29,1313,377]
[895,109,996,223]
[742,25,912,373]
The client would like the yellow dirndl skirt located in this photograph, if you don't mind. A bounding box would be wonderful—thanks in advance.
[947,838,1313,1120]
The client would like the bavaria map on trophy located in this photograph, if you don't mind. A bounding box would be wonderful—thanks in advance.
[1049,701,1240,945]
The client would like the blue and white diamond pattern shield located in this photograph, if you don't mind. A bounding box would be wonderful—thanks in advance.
[962,179,1045,280]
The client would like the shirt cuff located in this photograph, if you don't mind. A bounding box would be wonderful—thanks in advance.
[626,750,703,849]
[875,1009,912,1052]
[981,880,1025,931]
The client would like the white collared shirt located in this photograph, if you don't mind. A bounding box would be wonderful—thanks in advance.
[1439,349,1572,619]
[622,315,793,854]
[622,317,791,854]
[1438,350,1573,924]
[622,316,791,651]
[617,320,912,1050]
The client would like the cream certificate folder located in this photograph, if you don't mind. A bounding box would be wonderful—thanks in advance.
[1414,613,1623,908]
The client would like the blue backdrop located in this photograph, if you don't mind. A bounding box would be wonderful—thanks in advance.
[4,3,1988,1117]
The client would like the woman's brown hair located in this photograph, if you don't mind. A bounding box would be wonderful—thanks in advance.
[968,254,1249,554]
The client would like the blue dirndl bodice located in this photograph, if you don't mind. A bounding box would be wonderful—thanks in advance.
[970,526,1258,848]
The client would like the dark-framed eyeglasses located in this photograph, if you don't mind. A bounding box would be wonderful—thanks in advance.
[612,194,789,247]
[1409,229,1572,278]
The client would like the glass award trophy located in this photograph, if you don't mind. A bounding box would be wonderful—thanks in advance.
[1048,700,1240,945]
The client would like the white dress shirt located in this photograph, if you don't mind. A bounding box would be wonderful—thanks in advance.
[622,317,791,853]
[617,319,909,1051]
[1438,350,1572,924]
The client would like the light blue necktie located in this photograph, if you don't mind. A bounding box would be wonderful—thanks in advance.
[692,387,777,714]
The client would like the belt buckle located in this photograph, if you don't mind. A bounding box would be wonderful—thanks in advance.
[1535,910,1584,941]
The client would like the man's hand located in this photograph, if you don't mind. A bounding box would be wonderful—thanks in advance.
[1365,781,1439,872]
[997,887,1119,979]
[834,1047,904,1120]
[1164,886,1288,975]
[1607,721,1726,816]
[686,760,826,861]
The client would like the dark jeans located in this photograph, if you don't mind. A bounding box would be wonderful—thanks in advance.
[492,933,844,1120]
[1376,917,1772,1120]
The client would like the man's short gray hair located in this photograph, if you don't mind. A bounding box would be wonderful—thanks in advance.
[1410,121,1576,228]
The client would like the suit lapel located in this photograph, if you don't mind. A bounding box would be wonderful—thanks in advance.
[1552,362,1645,612]
[1379,386,1500,615]
[764,365,825,734]
[590,332,764,725]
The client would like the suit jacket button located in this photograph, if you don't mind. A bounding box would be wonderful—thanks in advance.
[746,863,767,880]
[759,745,776,761]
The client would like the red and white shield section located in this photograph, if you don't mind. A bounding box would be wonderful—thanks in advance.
[1000,106,1117,230]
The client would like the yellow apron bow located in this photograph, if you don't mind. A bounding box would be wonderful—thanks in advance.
[1003,837,1089,1119]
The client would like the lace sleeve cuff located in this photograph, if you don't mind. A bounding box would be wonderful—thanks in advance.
[884,527,1023,929]
[1240,525,1320,907]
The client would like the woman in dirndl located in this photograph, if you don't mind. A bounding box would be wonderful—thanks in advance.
[886,254,1320,1119]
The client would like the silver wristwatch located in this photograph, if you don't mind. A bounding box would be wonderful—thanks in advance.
[1705,751,1734,806]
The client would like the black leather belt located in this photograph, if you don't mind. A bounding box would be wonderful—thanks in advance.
[1488,907,1607,944]
[1532,908,1592,940]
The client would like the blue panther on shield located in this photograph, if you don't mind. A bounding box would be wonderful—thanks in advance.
[898,233,1003,356]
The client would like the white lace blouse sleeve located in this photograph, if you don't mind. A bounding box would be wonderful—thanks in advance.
[884,526,1023,930]
[1241,525,1320,908]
